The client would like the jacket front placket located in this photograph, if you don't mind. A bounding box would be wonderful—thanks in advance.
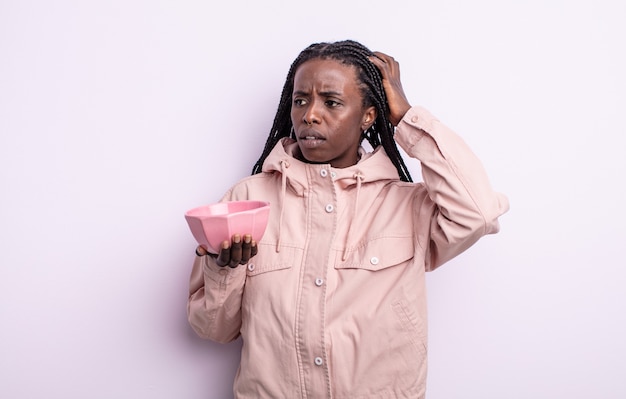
[294,163,337,398]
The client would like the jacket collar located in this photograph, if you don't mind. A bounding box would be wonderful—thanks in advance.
[261,137,402,256]
[261,138,400,190]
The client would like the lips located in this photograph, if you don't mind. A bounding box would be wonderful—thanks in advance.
[298,129,325,141]
[297,129,326,149]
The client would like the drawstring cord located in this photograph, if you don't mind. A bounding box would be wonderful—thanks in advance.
[342,172,364,261]
[276,159,290,253]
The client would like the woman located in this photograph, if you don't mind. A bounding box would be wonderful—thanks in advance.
[188,40,508,398]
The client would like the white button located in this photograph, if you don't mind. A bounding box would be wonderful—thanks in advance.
[370,257,379,265]
[315,278,324,286]
[320,169,328,177]
[331,171,336,178]
[325,204,334,213]
[247,263,255,271]
[314,357,323,366]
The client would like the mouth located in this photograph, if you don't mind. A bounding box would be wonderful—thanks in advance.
[298,129,325,140]
[297,130,326,148]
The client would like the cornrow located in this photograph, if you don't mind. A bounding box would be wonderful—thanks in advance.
[251,40,413,182]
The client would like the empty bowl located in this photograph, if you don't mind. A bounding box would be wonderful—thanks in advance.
[184,200,270,254]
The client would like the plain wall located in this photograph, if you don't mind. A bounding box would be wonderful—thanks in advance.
[1,0,625,398]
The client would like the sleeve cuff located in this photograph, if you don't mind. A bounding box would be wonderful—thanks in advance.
[201,255,245,283]
[394,106,436,151]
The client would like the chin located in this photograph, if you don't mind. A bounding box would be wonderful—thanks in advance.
[295,147,323,164]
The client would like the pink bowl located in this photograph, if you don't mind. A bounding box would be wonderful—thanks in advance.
[184,200,270,254]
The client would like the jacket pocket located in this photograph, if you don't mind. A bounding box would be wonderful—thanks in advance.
[241,244,299,332]
[392,299,428,356]
[245,243,295,276]
[335,236,415,271]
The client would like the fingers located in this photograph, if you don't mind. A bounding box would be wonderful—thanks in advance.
[240,235,252,265]
[216,240,231,267]
[229,234,243,268]
[196,245,208,256]
[215,234,259,268]
[369,53,387,76]
[239,235,258,264]
[250,240,258,258]
[369,51,411,126]
[369,52,400,78]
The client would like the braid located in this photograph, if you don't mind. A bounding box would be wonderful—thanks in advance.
[252,40,413,182]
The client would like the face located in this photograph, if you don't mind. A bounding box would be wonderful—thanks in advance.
[291,58,376,169]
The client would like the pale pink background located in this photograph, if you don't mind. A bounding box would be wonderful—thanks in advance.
[1,1,625,398]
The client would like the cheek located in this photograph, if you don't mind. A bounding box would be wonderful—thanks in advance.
[290,109,300,126]
[341,114,366,134]
[337,126,363,146]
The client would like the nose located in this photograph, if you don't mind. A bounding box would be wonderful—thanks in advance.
[302,100,321,125]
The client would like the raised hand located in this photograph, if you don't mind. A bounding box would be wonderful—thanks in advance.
[369,51,412,126]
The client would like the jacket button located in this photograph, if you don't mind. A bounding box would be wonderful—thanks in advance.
[314,357,323,366]
[315,278,324,286]
[331,171,337,178]
[320,169,328,177]
[325,204,334,213]
[411,116,419,123]
[370,257,379,265]
[247,263,255,271]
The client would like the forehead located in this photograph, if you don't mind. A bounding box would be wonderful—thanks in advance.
[293,58,360,93]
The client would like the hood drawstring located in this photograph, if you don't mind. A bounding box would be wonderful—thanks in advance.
[342,172,364,261]
[276,159,290,253]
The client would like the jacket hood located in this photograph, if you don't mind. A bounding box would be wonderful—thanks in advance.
[261,138,402,257]
[261,138,401,190]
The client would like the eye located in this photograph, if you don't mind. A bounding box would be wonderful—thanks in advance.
[325,100,341,108]
[293,98,307,106]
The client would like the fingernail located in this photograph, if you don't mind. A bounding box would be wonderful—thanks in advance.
[244,234,251,243]
[233,234,241,243]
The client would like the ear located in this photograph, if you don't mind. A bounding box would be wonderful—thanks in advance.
[361,106,377,131]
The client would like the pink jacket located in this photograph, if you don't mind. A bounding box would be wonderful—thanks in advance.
[188,106,509,398]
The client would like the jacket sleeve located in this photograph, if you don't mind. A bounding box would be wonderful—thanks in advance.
[187,185,250,343]
[187,252,247,343]
[394,106,509,271]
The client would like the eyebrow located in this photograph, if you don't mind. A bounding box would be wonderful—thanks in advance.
[293,89,344,97]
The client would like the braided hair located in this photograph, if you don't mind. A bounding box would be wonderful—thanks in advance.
[251,40,413,182]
